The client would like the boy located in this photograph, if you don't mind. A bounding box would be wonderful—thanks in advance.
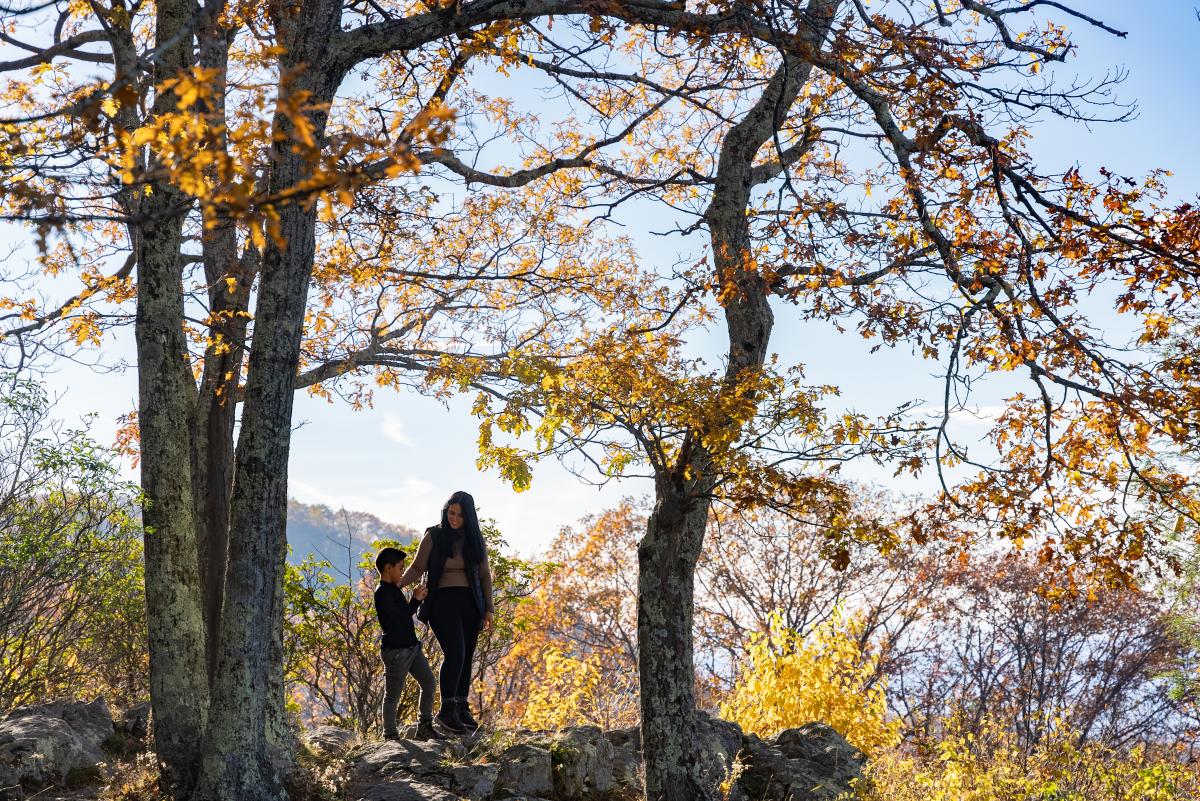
[374,547,440,741]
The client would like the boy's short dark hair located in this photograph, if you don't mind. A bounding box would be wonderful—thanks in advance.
[375,547,406,573]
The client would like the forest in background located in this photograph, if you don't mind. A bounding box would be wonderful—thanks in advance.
[4,374,1199,800]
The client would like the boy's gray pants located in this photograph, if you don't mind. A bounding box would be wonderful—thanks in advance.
[381,645,435,736]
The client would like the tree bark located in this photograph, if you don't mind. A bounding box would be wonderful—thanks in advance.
[134,0,210,792]
[191,1,342,796]
[191,17,249,688]
[638,479,716,801]
[136,210,211,795]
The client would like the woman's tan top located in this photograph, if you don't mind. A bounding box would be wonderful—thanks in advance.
[400,530,494,612]
[437,545,469,587]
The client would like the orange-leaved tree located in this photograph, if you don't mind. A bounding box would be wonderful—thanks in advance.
[461,4,1200,798]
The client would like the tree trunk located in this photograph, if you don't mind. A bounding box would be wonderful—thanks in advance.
[638,482,715,801]
[191,18,249,688]
[636,6,840,797]
[136,205,210,795]
[134,0,210,791]
[192,2,342,796]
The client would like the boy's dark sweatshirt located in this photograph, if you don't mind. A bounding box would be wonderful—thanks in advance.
[374,581,421,649]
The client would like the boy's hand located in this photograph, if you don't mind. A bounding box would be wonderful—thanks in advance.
[413,584,428,600]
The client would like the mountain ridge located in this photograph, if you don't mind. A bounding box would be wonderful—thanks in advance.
[286,498,419,568]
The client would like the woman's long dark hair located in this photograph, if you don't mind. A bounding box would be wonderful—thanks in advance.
[438,490,485,565]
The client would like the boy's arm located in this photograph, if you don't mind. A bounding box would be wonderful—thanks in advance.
[397,533,431,588]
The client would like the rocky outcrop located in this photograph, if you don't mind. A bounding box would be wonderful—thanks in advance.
[342,714,865,801]
[740,724,865,801]
[0,697,864,801]
[0,699,115,798]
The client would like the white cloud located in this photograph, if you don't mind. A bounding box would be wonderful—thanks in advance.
[381,477,436,499]
[381,414,415,447]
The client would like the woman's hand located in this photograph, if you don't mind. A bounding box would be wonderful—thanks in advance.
[483,612,493,631]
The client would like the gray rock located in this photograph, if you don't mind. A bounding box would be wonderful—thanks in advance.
[494,743,553,798]
[114,702,151,740]
[609,743,642,792]
[740,734,829,801]
[603,726,639,751]
[355,775,459,801]
[0,699,113,790]
[448,762,498,799]
[731,724,865,801]
[772,724,864,787]
[351,739,449,781]
[550,726,614,800]
[306,725,359,757]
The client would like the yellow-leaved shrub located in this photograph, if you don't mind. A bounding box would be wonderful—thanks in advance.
[718,610,900,754]
[518,647,638,730]
[859,716,1200,801]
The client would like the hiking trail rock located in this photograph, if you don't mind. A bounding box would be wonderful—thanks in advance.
[0,699,114,798]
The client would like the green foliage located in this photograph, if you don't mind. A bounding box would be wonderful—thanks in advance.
[0,375,146,712]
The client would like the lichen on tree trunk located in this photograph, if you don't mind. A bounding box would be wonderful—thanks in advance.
[638,485,715,801]
[135,207,210,795]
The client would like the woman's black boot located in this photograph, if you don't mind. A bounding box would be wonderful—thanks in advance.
[456,698,479,732]
[436,704,467,734]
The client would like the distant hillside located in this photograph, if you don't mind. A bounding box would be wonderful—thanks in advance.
[286,499,418,568]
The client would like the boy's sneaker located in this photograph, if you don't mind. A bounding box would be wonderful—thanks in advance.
[456,699,480,732]
[415,719,445,741]
[383,732,402,742]
[435,705,467,734]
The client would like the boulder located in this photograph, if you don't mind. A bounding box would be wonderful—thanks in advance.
[603,726,639,752]
[448,762,498,799]
[114,702,151,740]
[735,724,865,801]
[494,743,553,798]
[351,739,449,782]
[0,699,113,791]
[598,728,642,790]
[772,724,864,788]
[343,720,867,801]
[355,775,460,801]
[306,725,359,758]
[549,726,614,800]
[740,735,828,801]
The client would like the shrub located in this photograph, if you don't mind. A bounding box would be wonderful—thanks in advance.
[859,716,1200,801]
[719,609,900,754]
[518,647,638,730]
[0,376,146,712]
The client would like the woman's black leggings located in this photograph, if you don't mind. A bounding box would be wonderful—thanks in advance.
[427,587,482,702]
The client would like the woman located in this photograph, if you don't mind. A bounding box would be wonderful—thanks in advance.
[399,490,494,733]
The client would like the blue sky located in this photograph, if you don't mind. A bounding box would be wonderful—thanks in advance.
[38,2,1200,555]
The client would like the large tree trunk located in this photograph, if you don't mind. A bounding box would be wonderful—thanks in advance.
[134,0,210,792]
[136,210,211,795]
[192,2,342,796]
[636,5,839,795]
[638,481,715,801]
[191,17,250,687]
